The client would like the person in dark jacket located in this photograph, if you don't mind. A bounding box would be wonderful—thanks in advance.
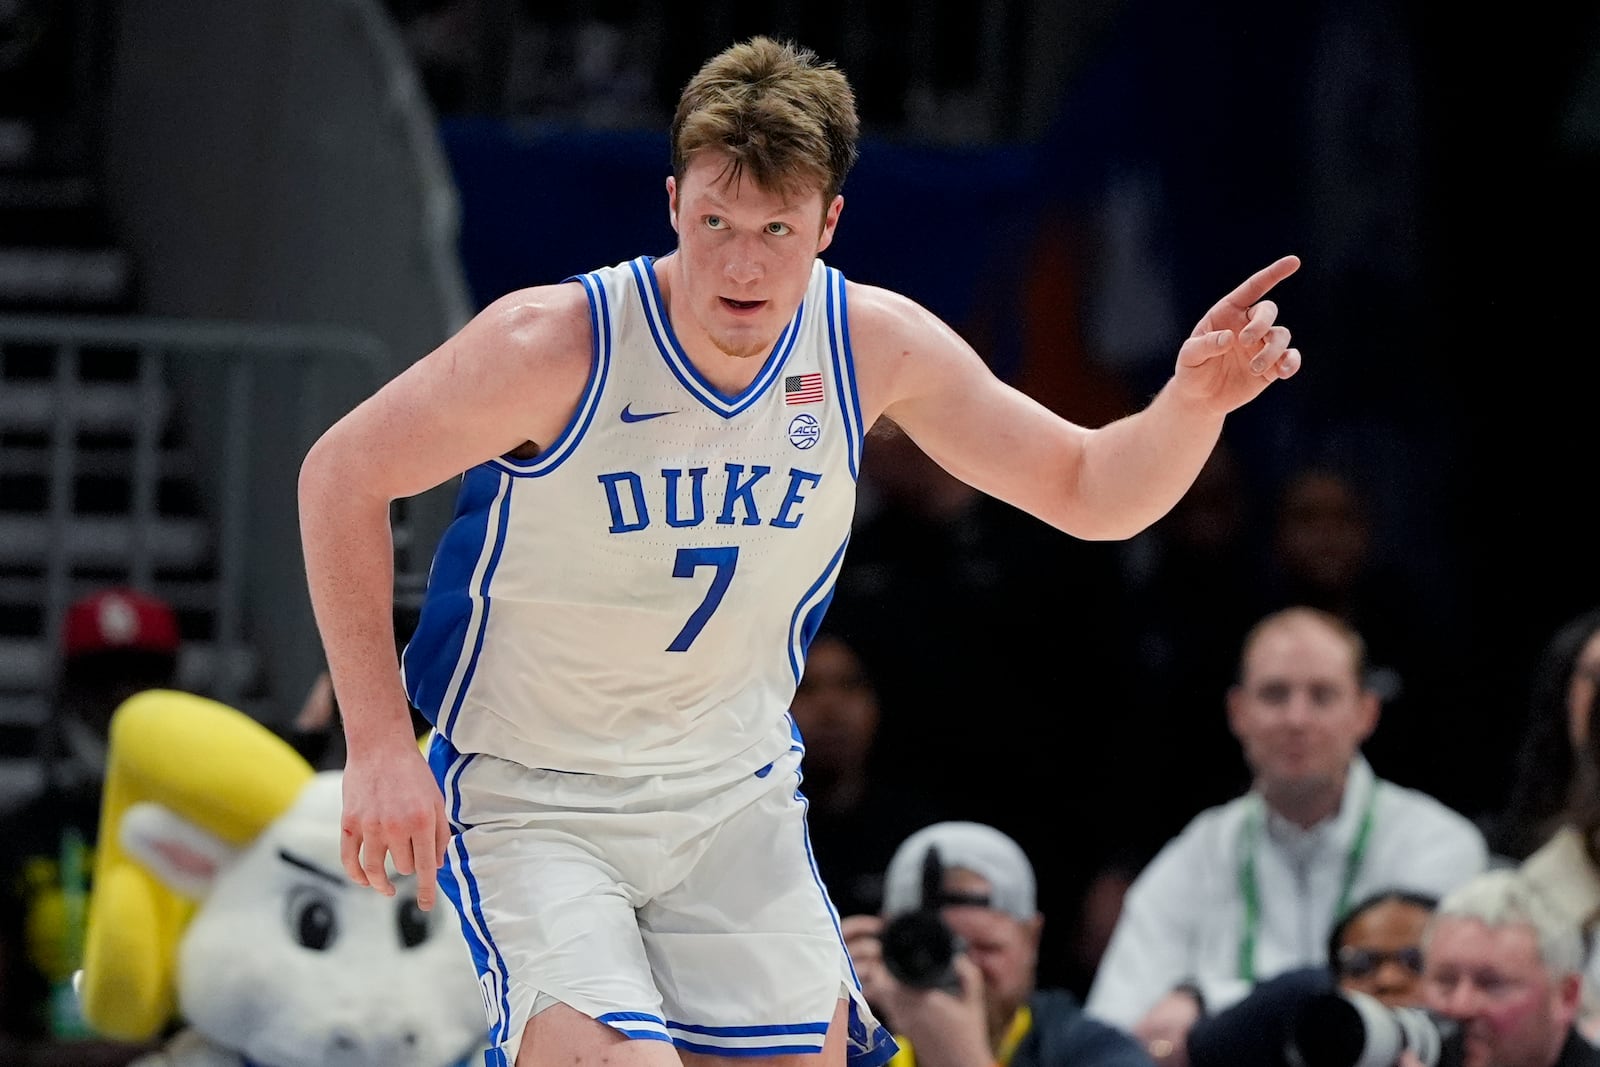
[842,821,1154,1067]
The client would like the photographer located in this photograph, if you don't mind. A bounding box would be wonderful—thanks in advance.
[842,822,1154,1067]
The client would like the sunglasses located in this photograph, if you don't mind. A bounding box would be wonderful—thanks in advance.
[1337,945,1425,979]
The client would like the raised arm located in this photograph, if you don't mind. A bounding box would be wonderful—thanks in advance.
[296,281,593,907]
[853,256,1301,540]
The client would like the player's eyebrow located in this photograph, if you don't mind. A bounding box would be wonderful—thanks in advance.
[700,190,807,216]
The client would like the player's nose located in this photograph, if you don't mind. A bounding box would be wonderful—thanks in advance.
[723,241,765,285]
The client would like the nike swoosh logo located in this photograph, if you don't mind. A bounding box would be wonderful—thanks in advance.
[620,404,675,423]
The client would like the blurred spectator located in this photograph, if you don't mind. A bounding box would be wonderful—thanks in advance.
[842,821,1155,1067]
[1185,887,1438,1067]
[1256,465,1464,809]
[1418,868,1600,1067]
[789,627,946,919]
[827,426,1141,988]
[0,587,177,1063]
[1520,668,1600,1040]
[49,589,181,794]
[1490,607,1600,863]
[1062,851,1143,1004]
[1084,606,1487,1060]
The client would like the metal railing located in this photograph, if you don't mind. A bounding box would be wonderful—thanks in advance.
[0,314,421,727]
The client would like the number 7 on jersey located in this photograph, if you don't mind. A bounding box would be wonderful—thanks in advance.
[667,546,739,652]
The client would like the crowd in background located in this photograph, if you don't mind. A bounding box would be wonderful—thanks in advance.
[7,480,1600,1065]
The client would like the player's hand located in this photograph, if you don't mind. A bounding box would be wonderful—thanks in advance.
[1172,255,1302,414]
[339,730,451,910]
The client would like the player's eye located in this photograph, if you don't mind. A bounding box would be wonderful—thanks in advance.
[765,221,792,236]
[705,215,726,230]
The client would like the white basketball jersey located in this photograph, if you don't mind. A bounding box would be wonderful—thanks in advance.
[404,256,866,776]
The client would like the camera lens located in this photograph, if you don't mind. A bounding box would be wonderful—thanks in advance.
[880,910,959,991]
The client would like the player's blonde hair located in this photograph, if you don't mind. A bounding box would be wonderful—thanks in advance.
[671,36,860,204]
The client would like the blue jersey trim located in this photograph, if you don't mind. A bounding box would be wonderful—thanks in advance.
[629,256,802,418]
[489,272,612,476]
[825,268,865,480]
[597,1011,672,1042]
[404,468,511,726]
[438,837,514,1053]
[406,468,514,741]
[673,1039,827,1057]
[668,1019,831,1037]
[427,731,474,830]
[786,536,850,684]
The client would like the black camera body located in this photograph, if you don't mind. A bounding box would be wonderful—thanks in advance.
[1286,989,1461,1067]
[879,846,967,993]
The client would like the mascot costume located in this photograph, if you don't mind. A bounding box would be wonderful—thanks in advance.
[77,689,488,1067]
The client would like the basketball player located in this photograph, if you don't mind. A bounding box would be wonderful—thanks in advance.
[298,35,1303,1067]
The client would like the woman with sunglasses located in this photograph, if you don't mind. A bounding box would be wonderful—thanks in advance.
[1183,889,1438,1067]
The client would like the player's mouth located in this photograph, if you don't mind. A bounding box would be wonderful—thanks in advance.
[720,297,766,314]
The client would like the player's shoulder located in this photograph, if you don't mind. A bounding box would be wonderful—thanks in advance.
[841,278,932,326]
[467,280,594,365]
[478,279,592,335]
[839,278,945,354]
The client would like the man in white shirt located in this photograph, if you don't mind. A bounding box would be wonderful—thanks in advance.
[1084,605,1488,1064]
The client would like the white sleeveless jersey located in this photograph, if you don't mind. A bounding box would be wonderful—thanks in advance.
[403,256,866,777]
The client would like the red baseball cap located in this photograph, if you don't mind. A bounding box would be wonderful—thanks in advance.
[62,588,180,659]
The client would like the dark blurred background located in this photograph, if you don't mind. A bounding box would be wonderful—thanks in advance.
[0,0,1595,995]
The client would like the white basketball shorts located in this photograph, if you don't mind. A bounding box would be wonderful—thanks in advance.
[427,725,897,1067]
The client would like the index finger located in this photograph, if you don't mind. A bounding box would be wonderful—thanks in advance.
[411,828,441,911]
[1220,254,1300,314]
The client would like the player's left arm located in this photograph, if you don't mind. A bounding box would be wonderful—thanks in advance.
[849,256,1301,541]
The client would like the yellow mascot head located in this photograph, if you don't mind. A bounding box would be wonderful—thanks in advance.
[78,689,314,1040]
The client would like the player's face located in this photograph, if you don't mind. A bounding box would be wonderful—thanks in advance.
[1422,918,1579,1067]
[667,152,842,360]
[1226,619,1377,798]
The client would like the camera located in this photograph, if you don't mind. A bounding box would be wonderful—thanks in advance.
[879,846,965,993]
[1286,989,1460,1067]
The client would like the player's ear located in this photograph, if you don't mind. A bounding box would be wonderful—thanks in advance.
[816,194,843,253]
[666,176,680,234]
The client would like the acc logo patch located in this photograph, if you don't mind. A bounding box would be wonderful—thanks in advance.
[787,413,820,450]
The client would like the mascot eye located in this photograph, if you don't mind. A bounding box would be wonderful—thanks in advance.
[398,898,431,948]
[285,885,339,951]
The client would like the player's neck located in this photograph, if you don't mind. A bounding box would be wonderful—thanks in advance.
[654,252,768,395]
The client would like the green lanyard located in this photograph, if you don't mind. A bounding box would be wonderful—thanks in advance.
[1236,778,1378,982]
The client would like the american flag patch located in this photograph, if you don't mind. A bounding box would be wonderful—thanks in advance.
[785,372,824,405]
